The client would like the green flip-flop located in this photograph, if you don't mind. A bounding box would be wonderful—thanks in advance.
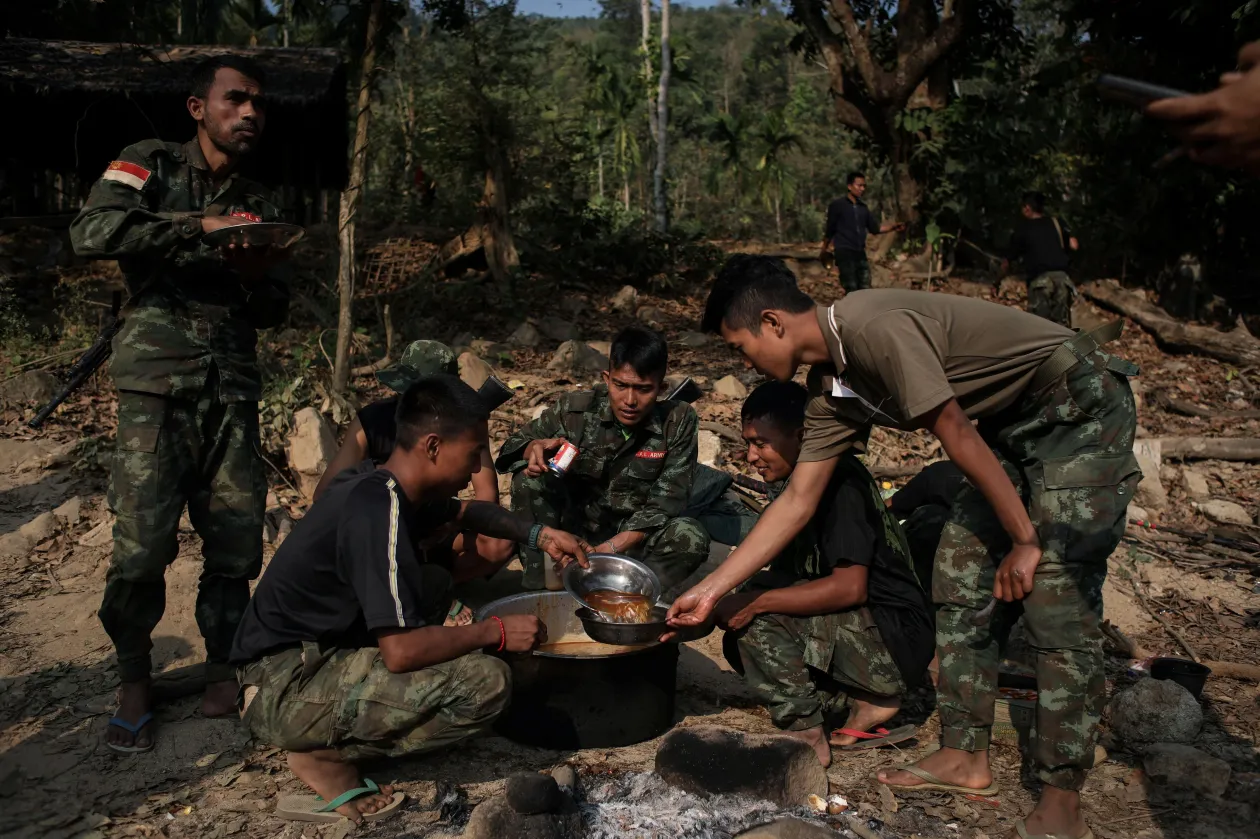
[276,778,406,823]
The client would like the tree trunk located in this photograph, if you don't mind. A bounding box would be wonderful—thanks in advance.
[596,116,605,200]
[653,0,670,233]
[333,0,383,394]
[480,136,519,291]
[774,191,782,243]
[622,177,630,210]
[641,0,659,141]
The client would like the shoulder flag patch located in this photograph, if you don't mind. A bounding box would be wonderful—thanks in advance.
[102,160,152,190]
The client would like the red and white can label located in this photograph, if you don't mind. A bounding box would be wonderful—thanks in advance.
[547,441,579,475]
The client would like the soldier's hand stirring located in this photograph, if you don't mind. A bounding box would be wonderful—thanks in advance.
[500,615,548,652]
[536,526,592,570]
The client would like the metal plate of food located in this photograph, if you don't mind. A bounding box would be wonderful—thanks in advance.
[202,221,305,249]
[563,552,662,617]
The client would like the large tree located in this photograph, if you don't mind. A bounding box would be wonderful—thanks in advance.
[785,0,975,225]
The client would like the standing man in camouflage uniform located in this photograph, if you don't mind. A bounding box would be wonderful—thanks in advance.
[715,381,933,768]
[496,326,709,592]
[669,256,1140,839]
[69,56,291,752]
[1004,192,1079,327]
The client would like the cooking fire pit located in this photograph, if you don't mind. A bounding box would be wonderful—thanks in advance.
[476,591,679,750]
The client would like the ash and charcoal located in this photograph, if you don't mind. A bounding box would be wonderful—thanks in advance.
[579,771,831,839]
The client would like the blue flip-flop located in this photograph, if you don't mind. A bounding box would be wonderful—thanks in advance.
[277,778,406,823]
[105,712,154,754]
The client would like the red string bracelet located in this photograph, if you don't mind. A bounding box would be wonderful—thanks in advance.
[490,616,506,652]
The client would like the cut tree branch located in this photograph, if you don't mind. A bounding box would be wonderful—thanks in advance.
[1158,437,1260,461]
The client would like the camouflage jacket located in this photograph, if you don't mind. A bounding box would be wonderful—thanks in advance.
[69,138,289,402]
[495,385,698,535]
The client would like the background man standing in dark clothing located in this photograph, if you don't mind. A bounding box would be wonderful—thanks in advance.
[820,172,904,294]
[70,55,291,752]
[1004,192,1079,327]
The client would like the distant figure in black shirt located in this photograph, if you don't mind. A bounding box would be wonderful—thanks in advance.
[714,381,933,768]
[1004,191,1079,327]
[821,172,904,294]
[231,375,590,825]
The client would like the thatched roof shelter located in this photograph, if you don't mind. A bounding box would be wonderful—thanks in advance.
[0,39,348,216]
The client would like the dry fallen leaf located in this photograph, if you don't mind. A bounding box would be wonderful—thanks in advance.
[195,752,222,768]
[878,783,898,814]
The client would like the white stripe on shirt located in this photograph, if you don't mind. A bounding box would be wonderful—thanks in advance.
[385,477,405,626]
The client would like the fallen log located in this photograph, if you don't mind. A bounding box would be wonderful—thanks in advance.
[1079,279,1260,367]
[1158,436,1260,461]
[1155,391,1260,420]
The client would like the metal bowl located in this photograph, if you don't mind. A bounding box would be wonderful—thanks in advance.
[563,552,662,613]
[202,221,306,249]
[575,605,669,646]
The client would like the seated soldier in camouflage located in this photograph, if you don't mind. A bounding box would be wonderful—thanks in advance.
[231,376,590,824]
[314,341,514,620]
[717,381,933,768]
[496,326,709,592]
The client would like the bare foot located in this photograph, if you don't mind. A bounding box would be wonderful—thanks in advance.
[202,679,238,718]
[828,692,902,747]
[287,750,397,823]
[1018,786,1088,839]
[107,679,154,750]
[876,746,993,791]
[784,725,831,768]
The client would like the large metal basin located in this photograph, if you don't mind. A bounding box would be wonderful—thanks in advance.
[476,591,678,749]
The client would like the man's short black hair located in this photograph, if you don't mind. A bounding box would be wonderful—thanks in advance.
[394,374,489,451]
[1021,191,1046,214]
[702,254,815,335]
[190,55,267,99]
[847,171,866,186]
[609,325,668,380]
[742,380,808,433]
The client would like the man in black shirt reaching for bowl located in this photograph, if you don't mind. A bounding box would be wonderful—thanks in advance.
[230,375,590,825]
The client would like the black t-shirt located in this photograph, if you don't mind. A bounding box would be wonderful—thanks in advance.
[229,467,460,664]
[357,397,399,464]
[889,461,964,519]
[771,456,935,687]
[1011,216,1072,279]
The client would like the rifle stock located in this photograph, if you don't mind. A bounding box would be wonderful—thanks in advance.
[28,292,123,429]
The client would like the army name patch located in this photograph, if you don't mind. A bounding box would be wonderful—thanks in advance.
[102,160,152,190]
[230,210,262,222]
[635,450,666,459]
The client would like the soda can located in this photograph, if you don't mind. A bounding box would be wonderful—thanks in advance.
[547,441,579,476]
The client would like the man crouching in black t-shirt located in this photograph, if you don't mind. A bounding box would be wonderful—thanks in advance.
[230,375,591,824]
[714,382,934,768]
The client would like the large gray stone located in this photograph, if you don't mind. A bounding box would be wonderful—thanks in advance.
[698,430,722,467]
[459,352,494,390]
[537,316,580,343]
[1133,440,1166,512]
[1143,743,1231,798]
[505,772,561,815]
[286,408,336,500]
[509,322,542,348]
[548,340,608,375]
[736,818,837,838]
[462,796,581,839]
[610,285,639,313]
[19,511,59,544]
[53,496,82,527]
[714,375,748,399]
[1180,467,1210,502]
[1108,678,1202,750]
[655,726,828,807]
[637,306,666,327]
[0,370,59,406]
[1196,499,1252,526]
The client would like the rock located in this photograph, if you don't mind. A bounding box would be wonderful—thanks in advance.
[735,818,837,839]
[509,322,542,348]
[587,341,612,358]
[548,340,608,375]
[1196,499,1252,526]
[0,370,60,406]
[286,408,337,500]
[505,773,561,815]
[636,306,666,327]
[461,797,580,839]
[451,332,476,352]
[560,297,587,318]
[1132,439,1166,512]
[998,277,1024,298]
[470,339,511,359]
[698,430,722,467]
[532,405,547,420]
[1126,505,1149,524]
[0,532,30,561]
[1143,743,1231,798]
[1180,467,1210,502]
[677,332,709,348]
[714,375,748,399]
[53,496,82,527]
[459,352,494,390]
[1108,678,1202,750]
[19,511,58,543]
[655,726,828,807]
[537,316,580,343]
[550,766,577,791]
[610,285,639,312]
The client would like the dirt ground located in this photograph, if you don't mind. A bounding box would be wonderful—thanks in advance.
[2,256,1259,839]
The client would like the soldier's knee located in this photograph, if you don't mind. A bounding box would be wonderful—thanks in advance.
[659,516,711,554]
[462,654,513,718]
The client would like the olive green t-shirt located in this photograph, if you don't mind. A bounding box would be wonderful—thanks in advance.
[799,290,1073,462]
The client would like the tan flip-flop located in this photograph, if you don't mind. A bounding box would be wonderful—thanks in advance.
[876,764,999,796]
[1014,819,1094,839]
[276,778,405,823]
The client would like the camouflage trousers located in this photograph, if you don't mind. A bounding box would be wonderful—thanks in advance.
[100,373,266,683]
[689,489,760,548]
[511,470,711,592]
[723,603,905,731]
[933,346,1140,791]
[1028,271,1076,327]
[238,645,510,761]
[835,250,872,294]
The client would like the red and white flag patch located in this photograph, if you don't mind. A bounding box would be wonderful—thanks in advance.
[101,160,152,190]
[635,450,666,460]
[230,210,262,222]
